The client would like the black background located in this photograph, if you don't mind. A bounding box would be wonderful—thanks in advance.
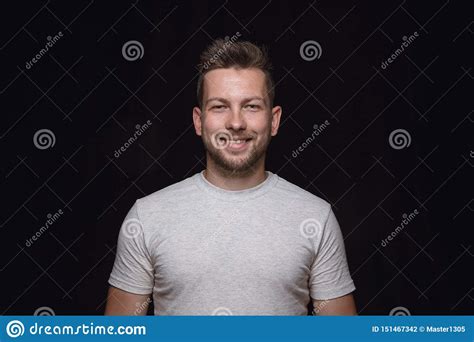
[0,0,472,315]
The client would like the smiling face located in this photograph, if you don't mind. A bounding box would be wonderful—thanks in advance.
[193,67,281,177]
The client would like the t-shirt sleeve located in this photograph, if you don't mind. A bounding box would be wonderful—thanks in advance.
[108,201,154,295]
[309,206,356,300]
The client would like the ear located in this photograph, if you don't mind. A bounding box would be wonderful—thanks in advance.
[192,106,203,136]
[270,106,282,136]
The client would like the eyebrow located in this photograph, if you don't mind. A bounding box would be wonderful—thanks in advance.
[205,97,266,106]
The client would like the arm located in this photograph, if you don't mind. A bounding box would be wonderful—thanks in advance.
[312,293,357,315]
[309,207,357,316]
[104,286,151,315]
[106,202,154,315]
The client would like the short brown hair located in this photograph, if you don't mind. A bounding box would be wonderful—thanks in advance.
[196,38,274,108]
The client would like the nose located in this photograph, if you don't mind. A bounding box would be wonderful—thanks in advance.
[225,108,247,131]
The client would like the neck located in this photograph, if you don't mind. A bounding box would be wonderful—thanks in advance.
[203,159,267,191]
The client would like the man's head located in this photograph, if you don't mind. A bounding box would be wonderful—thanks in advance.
[193,39,282,177]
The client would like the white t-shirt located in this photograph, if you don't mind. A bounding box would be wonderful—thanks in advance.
[108,170,355,315]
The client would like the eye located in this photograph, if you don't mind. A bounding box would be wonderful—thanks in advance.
[244,104,261,110]
[211,105,227,112]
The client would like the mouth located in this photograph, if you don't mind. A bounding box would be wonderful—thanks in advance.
[226,138,252,151]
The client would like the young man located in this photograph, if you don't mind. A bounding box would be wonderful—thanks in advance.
[105,39,356,315]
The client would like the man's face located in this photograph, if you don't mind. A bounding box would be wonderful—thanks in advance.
[193,67,281,176]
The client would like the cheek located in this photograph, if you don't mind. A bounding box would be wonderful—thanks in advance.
[253,120,272,135]
[202,117,225,132]
[201,122,217,136]
[252,126,272,146]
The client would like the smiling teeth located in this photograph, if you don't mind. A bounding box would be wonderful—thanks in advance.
[230,140,245,144]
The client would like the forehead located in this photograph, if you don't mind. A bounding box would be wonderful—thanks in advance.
[202,67,266,99]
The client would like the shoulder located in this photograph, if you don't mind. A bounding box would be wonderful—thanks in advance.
[272,174,332,214]
[135,174,199,218]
